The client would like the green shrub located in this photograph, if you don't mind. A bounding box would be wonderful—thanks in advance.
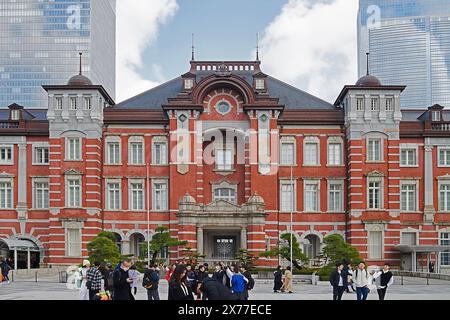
[316,264,334,281]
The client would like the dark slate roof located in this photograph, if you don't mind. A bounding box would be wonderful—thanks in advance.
[115,70,335,110]
[402,110,450,122]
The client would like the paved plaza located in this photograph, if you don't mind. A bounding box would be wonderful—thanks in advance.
[1,278,450,300]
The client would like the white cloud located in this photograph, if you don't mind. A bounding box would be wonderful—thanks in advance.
[116,0,179,102]
[259,0,358,103]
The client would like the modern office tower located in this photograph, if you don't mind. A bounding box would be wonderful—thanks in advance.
[358,0,450,108]
[0,0,116,108]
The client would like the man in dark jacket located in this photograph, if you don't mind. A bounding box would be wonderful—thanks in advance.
[143,264,160,300]
[195,265,209,300]
[197,277,238,300]
[273,266,283,293]
[240,265,254,300]
[329,262,346,301]
[212,264,225,283]
[113,259,133,300]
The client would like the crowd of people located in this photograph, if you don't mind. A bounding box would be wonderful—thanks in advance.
[329,261,394,301]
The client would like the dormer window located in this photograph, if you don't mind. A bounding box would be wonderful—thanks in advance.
[184,78,194,90]
[255,78,265,90]
[10,110,20,121]
[432,111,441,122]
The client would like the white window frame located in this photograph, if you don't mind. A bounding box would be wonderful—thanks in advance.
[128,136,145,165]
[0,145,14,165]
[432,111,441,122]
[152,179,168,212]
[327,180,344,212]
[366,137,383,162]
[32,178,49,209]
[304,179,320,213]
[255,78,265,90]
[65,175,82,208]
[65,137,82,161]
[55,96,63,110]
[385,96,394,111]
[215,148,233,171]
[0,178,13,209]
[213,188,237,204]
[438,147,450,167]
[129,179,145,211]
[32,143,50,165]
[280,179,296,213]
[106,179,121,211]
[400,180,419,212]
[83,96,92,110]
[184,78,194,90]
[356,96,365,111]
[152,136,168,166]
[400,230,418,246]
[327,137,343,166]
[280,136,296,166]
[69,96,78,110]
[65,222,82,258]
[439,181,450,212]
[370,97,380,111]
[303,136,320,166]
[440,232,450,266]
[367,176,384,210]
[105,136,121,165]
[400,144,418,167]
[367,230,383,260]
[10,109,20,120]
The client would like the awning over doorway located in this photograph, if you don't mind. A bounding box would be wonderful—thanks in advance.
[0,238,40,252]
[396,245,450,253]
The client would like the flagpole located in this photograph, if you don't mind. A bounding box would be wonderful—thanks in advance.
[290,164,293,271]
[146,162,151,266]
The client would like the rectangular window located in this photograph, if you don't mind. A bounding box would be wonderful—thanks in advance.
[400,149,417,166]
[356,97,364,111]
[401,184,417,212]
[34,147,49,164]
[10,109,20,120]
[305,183,319,212]
[107,182,121,210]
[368,181,382,209]
[368,231,383,259]
[304,143,319,165]
[69,97,77,110]
[280,182,294,212]
[280,143,295,165]
[328,143,342,166]
[55,96,63,110]
[439,149,450,166]
[214,188,236,204]
[371,97,380,111]
[153,142,168,165]
[107,142,120,165]
[130,142,144,165]
[84,97,92,110]
[0,146,13,164]
[432,111,441,122]
[367,138,382,162]
[385,97,394,111]
[34,181,49,209]
[440,184,450,211]
[153,182,168,211]
[67,178,81,208]
[401,232,417,246]
[255,78,265,90]
[184,79,194,90]
[67,228,81,257]
[130,182,144,211]
[440,233,450,266]
[67,138,81,161]
[328,183,343,212]
[216,149,233,170]
[0,182,13,209]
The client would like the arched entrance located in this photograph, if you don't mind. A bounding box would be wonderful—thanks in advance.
[304,234,321,260]
[129,233,145,258]
[0,238,40,269]
[112,233,122,254]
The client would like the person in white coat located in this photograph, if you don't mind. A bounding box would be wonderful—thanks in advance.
[373,263,394,300]
[353,261,370,301]
[79,260,91,301]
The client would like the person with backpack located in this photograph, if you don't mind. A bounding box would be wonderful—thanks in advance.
[113,259,134,300]
[273,266,283,293]
[240,265,254,300]
[86,261,103,300]
[353,261,370,301]
[143,264,160,300]
[225,265,248,300]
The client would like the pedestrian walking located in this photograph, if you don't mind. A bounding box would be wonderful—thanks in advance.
[79,260,90,300]
[281,266,293,293]
[113,259,134,300]
[86,261,103,300]
[429,261,435,273]
[143,264,160,300]
[128,264,140,297]
[373,263,394,301]
[196,277,238,300]
[0,257,11,284]
[225,265,248,300]
[168,265,194,300]
[353,261,370,301]
[329,262,346,300]
[103,263,115,296]
[345,263,355,293]
[273,266,283,293]
[240,265,255,300]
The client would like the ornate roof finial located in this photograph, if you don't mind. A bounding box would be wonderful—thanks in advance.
[256,33,260,61]
[366,52,370,76]
[79,52,83,75]
[191,33,195,61]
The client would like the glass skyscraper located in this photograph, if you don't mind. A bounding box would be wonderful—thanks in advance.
[0,0,116,108]
[358,0,450,109]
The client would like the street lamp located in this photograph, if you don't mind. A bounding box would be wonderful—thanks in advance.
[146,163,151,267]
[290,164,294,271]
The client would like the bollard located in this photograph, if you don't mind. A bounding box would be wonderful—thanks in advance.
[35,271,38,282]
[427,274,429,285]
[401,275,403,285]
